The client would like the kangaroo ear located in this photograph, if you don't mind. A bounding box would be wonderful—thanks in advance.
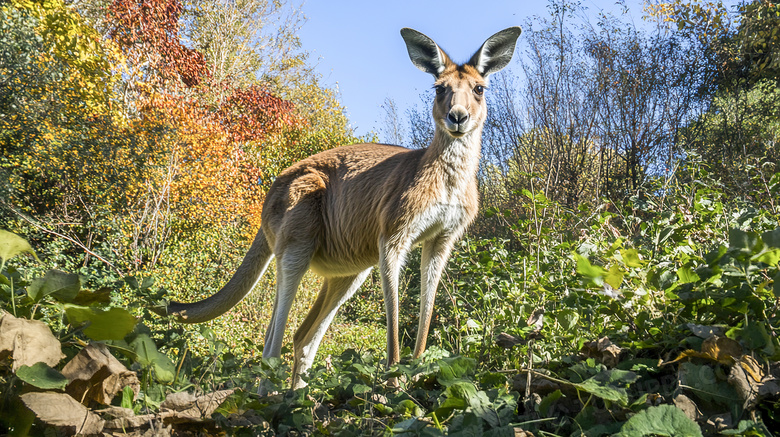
[401,28,451,78]
[468,27,522,78]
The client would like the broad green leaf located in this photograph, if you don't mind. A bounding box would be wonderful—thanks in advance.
[729,228,760,252]
[617,404,702,437]
[621,248,644,267]
[556,309,580,331]
[574,253,605,280]
[678,362,739,407]
[128,334,175,383]
[537,389,562,418]
[573,369,638,407]
[605,264,624,289]
[762,227,780,248]
[0,230,38,264]
[16,362,68,390]
[434,356,477,386]
[434,381,495,427]
[64,305,137,341]
[677,265,700,284]
[754,248,780,266]
[27,270,80,302]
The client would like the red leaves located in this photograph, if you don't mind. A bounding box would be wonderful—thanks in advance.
[217,85,297,142]
[108,0,208,87]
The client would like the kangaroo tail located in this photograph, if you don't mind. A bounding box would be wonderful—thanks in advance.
[166,230,274,323]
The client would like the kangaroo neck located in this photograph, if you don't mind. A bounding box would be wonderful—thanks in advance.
[421,127,482,180]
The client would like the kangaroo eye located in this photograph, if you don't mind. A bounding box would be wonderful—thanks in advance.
[474,85,485,95]
[434,85,445,95]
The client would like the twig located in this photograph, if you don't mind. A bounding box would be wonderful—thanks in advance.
[5,204,124,276]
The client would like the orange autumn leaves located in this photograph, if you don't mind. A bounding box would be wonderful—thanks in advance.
[104,0,300,236]
[2,0,306,273]
[140,87,297,234]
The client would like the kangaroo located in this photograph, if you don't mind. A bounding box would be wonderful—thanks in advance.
[166,27,522,388]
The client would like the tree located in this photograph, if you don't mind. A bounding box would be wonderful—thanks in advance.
[649,0,780,203]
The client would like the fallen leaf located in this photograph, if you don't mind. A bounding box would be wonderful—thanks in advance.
[705,413,733,432]
[496,332,522,349]
[701,336,742,364]
[0,311,63,371]
[580,336,623,367]
[729,356,765,410]
[20,392,104,435]
[527,309,544,334]
[673,394,701,422]
[738,355,764,383]
[665,335,742,366]
[686,323,725,339]
[159,389,235,423]
[62,342,140,405]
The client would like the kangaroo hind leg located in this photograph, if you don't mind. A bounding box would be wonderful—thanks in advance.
[291,268,372,388]
[262,246,313,360]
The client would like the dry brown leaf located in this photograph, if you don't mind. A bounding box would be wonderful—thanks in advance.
[701,335,743,364]
[104,413,158,429]
[738,355,764,382]
[580,336,623,367]
[665,335,743,366]
[664,349,714,365]
[673,394,701,421]
[20,392,105,435]
[729,361,760,409]
[496,332,522,349]
[0,311,63,371]
[526,309,545,335]
[62,342,140,405]
[159,389,235,424]
[686,323,725,339]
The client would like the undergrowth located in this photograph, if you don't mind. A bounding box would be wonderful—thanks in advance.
[1,161,779,435]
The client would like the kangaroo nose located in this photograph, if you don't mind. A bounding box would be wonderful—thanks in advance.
[447,106,469,125]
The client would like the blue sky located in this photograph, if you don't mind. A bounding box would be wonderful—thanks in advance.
[295,0,649,140]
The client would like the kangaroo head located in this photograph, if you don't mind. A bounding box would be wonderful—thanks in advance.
[401,27,522,139]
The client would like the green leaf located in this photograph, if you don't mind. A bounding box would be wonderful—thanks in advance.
[574,253,605,280]
[27,270,81,303]
[537,389,562,417]
[617,404,702,437]
[64,305,137,341]
[621,249,644,267]
[573,369,638,407]
[605,264,624,289]
[556,309,580,332]
[729,228,760,252]
[678,362,739,407]
[121,386,134,410]
[16,362,68,390]
[754,248,780,266]
[128,334,175,383]
[762,227,780,248]
[774,271,780,298]
[0,230,38,264]
[434,356,477,386]
[677,265,700,284]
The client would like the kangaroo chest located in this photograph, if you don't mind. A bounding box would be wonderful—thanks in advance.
[406,173,476,245]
